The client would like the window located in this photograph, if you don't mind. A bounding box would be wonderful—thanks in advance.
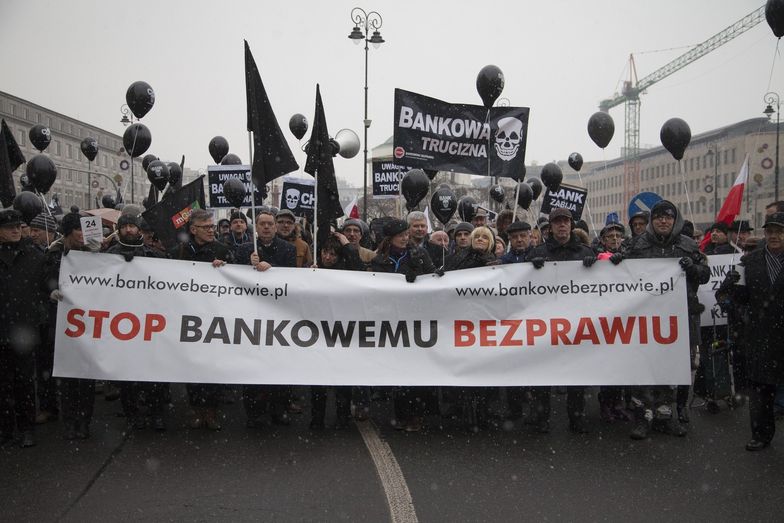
[66,144,72,159]
[724,150,729,165]
[66,170,72,182]
[731,148,736,163]
[55,141,61,156]
[77,172,82,183]
[17,130,25,146]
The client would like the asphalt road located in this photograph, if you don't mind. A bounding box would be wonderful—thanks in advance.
[1,385,782,522]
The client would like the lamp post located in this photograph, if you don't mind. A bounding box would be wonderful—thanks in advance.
[706,142,720,217]
[120,104,135,203]
[348,7,384,222]
[764,91,780,201]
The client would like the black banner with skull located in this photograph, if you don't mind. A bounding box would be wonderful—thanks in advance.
[207,165,264,208]
[392,89,529,178]
[540,183,588,221]
[280,177,315,222]
[372,161,409,199]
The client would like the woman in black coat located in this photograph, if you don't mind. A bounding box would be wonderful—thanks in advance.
[717,212,784,451]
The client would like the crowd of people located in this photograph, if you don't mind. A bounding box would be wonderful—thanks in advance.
[1,197,782,451]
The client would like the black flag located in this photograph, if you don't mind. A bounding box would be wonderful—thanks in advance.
[304,84,343,247]
[0,119,26,207]
[244,40,298,190]
[141,176,206,249]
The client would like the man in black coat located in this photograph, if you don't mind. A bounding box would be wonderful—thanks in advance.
[0,210,45,448]
[169,209,233,431]
[525,208,601,434]
[624,200,709,439]
[235,210,297,428]
[717,212,784,451]
[703,222,735,255]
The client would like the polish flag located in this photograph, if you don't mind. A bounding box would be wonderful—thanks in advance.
[343,197,359,219]
[700,154,748,251]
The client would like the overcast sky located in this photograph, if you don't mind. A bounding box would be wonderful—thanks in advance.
[1,0,780,187]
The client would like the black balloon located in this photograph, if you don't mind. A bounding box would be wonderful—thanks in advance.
[401,169,430,211]
[540,162,563,191]
[147,160,170,191]
[508,164,527,182]
[221,153,242,165]
[430,184,457,225]
[13,192,43,225]
[660,117,691,161]
[568,152,583,172]
[142,154,158,172]
[167,162,183,188]
[423,169,438,181]
[80,137,99,162]
[26,154,57,194]
[587,112,615,149]
[223,178,247,208]
[208,136,230,164]
[490,184,505,203]
[125,81,155,119]
[29,125,51,152]
[767,0,784,37]
[516,183,533,210]
[457,196,477,222]
[122,123,152,158]
[476,65,505,108]
[526,177,543,200]
[288,114,308,140]
[101,194,116,208]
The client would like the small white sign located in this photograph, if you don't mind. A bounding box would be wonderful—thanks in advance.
[80,216,104,246]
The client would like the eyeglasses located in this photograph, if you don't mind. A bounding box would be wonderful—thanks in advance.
[191,224,214,230]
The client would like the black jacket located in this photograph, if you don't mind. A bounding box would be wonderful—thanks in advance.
[704,242,735,255]
[499,246,533,264]
[716,248,784,384]
[235,236,296,268]
[321,244,364,271]
[525,234,595,263]
[0,241,46,344]
[169,238,234,263]
[106,237,167,261]
[444,248,495,271]
[370,245,435,278]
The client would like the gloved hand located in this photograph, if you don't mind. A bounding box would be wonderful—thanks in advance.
[679,256,694,270]
[50,289,64,302]
[609,252,624,265]
[405,271,417,283]
[531,257,545,269]
[727,269,741,284]
[123,251,134,262]
[583,255,597,267]
[435,267,445,277]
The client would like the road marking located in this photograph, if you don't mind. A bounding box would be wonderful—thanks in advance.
[356,420,418,523]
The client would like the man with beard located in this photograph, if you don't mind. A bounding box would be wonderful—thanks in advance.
[221,211,252,254]
[0,210,45,448]
[704,222,735,255]
[275,209,312,268]
[106,214,170,431]
[28,213,58,253]
[525,208,602,434]
[236,210,297,427]
[342,219,375,264]
[169,209,233,431]
[624,200,709,439]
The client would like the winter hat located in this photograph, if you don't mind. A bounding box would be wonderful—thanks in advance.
[276,209,296,222]
[574,219,589,233]
[650,201,677,219]
[600,222,625,237]
[217,218,230,229]
[0,209,23,227]
[549,208,573,222]
[383,218,409,237]
[709,222,728,234]
[731,220,753,232]
[506,221,531,234]
[61,209,83,237]
[628,210,649,225]
[229,211,247,223]
[29,213,57,231]
[342,218,364,232]
[117,214,140,229]
[763,212,784,229]
[454,222,475,235]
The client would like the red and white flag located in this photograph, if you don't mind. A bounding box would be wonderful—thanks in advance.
[700,154,748,251]
[343,196,359,219]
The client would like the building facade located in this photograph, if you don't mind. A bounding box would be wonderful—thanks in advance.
[0,90,149,210]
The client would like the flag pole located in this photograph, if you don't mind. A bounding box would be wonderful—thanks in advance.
[512,182,521,222]
[248,131,258,256]
[313,168,319,266]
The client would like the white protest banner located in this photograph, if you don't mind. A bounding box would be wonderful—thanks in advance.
[54,252,691,386]
[699,253,743,327]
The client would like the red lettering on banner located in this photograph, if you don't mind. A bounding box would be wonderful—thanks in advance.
[550,318,572,345]
[573,317,600,345]
[526,319,547,345]
[65,309,86,338]
[499,320,523,347]
[88,310,110,338]
[479,320,496,346]
[454,320,475,347]
[144,314,166,341]
[110,312,141,341]
[599,317,635,344]
[638,316,648,344]
[652,316,678,344]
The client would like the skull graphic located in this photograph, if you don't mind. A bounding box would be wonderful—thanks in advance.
[494,117,524,161]
[285,188,301,209]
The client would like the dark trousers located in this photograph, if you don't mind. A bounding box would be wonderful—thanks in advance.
[36,325,58,415]
[61,378,95,426]
[394,387,427,421]
[187,383,222,409]
[506,387,528,419]
[243,385,289,421]
[0,345,36,436]
[311,386,351,424]
[121,381,169,419]
[531,386,586,422]
[749,381,777,444]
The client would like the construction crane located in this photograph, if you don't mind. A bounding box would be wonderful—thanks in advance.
[599,5,766,220]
